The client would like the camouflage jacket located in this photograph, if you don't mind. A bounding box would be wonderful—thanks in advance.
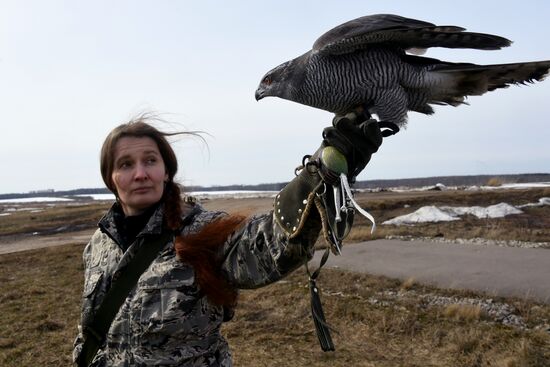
[73,199,321,366]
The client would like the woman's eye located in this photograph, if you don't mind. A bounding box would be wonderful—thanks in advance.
[119,161,132,169]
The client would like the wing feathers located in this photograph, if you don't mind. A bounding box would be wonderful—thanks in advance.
[313,14,511,55]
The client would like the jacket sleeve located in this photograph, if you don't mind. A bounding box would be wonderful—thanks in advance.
[72,237,94,364]
[219,207,322,289]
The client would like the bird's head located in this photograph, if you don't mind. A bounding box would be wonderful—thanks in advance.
[255,58,303,102]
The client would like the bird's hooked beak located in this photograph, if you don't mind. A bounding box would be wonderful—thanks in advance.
[255,88,264,101]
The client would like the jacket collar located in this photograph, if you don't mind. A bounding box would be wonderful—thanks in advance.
[98,201,165,249]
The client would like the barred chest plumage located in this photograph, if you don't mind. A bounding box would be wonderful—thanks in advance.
[294,48,419,119]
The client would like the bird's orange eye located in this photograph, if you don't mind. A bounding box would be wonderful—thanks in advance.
[263,76,272,85]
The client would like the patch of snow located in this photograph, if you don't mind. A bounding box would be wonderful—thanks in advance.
[500,182,550,189]
[3,190,279,204]
[517,197,550,208]
[441,203,523,219]
[75,193,116,201]
[11,207,42,212]
[384,202,524,225]
[391,185,448,193]
[389,182,550,193]
[0,212,11,216]
[0,197,73,203]
[478,182,550,190]
[383,206,460,225]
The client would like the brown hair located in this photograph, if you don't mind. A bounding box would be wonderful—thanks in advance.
[100,115,244,306]
[100,116,186,230]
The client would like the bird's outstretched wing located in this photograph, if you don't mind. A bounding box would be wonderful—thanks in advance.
[313,14,511,56]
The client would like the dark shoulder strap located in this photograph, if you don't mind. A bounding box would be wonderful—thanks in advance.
[78,231,172,367]
[78,202,202,366]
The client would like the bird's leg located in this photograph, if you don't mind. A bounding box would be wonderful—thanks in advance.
[353,104,373,122]
[355,104,401,137]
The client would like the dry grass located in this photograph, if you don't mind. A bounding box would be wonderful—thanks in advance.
[443,304,483,322]
[487,177,503,187]
[225,269,550,366]
[0,244,548,367]
[348,187,550,243]
[1,187,550,366]
[0,202,110,237]
[0,244,83,366]
[400,277,416,291]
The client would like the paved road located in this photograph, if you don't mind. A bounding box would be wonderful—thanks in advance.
[313,239,550,304]
[2,233,549,304]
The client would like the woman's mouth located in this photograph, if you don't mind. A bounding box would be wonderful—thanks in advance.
[132,187,152,194]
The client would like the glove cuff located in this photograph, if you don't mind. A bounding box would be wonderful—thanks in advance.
[274,149,355,254]
[274,162,324,238]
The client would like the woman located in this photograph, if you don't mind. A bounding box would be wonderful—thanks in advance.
[73,112,382,366]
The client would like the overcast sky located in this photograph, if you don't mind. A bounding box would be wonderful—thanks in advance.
[1,1,549,194]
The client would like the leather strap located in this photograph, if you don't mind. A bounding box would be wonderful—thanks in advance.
[306,248,336,352]
[77,203,201,366]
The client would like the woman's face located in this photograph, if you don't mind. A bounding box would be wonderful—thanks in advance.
[111,136,168,216]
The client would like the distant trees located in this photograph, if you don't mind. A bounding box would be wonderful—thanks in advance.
[2,173,549,200]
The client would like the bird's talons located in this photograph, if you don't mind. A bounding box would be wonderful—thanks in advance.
[378,121,400,137]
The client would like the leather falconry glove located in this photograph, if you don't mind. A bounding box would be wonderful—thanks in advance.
[322,110,383,183]
[274,110,384,256]
[273,112,384,352]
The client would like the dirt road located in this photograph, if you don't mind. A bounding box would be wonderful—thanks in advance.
[314,239,550,304]
[0,230,95,255]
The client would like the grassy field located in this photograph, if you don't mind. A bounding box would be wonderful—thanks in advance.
[0,243,549,366]
[0,187,549,366]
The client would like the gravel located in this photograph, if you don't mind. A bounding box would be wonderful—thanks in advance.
[386,235,550,249]
[366,289,550,332]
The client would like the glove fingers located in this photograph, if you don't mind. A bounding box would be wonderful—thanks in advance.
[361,120,383,150]
[333,122,370,159]
[326,112,384,181]
[334,118,380,155]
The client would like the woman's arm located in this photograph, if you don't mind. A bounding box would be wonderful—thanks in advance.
[219,204,322,289]
[219,112,383,289]
[72,236,94,364]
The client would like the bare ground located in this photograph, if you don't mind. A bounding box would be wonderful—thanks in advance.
[2,186,548,254]
[0,243,548,367]
[1,187,549,366]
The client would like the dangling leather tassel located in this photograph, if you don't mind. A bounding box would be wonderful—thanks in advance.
[309,277,335,351]
[306,248,335,351]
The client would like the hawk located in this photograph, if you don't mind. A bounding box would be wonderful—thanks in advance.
[255,14,550,127]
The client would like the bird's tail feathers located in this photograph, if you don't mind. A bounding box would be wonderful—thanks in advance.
[427,60,550,105]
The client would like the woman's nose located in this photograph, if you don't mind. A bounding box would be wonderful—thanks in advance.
[134,163,148,180]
